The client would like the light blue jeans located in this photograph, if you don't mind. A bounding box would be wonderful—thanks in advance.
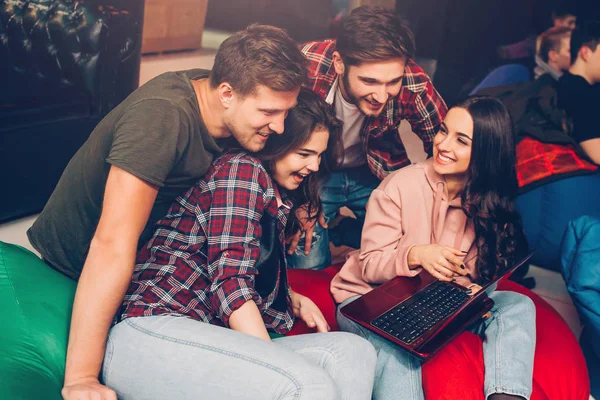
[102,315,377,400]
[287,165,380,270]
[336,291,536,400]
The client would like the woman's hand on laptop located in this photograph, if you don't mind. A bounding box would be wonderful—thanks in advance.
[408,244,469,282]
[290,290,330,332]
[465,283,483,296]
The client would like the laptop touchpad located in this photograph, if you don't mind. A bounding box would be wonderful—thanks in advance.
[381,277,426,300]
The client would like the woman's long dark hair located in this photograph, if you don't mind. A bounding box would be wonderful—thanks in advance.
[256,88,343,237]
[455,96,528,284]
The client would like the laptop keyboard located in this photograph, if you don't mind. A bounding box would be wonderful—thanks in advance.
[371,280,471,344]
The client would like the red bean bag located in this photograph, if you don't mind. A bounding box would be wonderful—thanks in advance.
[287,266,590,400]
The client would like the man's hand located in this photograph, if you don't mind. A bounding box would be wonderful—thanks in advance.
[290,290,330,332]
[287,205,327,255]
[62,377,117,400]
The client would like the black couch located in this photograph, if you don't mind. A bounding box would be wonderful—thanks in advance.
[0,0,144,222]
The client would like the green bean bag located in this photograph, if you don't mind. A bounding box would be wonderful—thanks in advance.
[0,241,76,400]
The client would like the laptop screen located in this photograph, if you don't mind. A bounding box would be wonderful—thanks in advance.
[472,250,535,297]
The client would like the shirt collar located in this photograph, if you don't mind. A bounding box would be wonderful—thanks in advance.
[534,55,562,80]
[273,184,292,209]
[325,76,339,105]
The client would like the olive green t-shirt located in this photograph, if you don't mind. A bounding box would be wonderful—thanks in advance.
[27,69,221,279]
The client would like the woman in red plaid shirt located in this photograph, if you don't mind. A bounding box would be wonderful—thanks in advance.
[101,89,377,400]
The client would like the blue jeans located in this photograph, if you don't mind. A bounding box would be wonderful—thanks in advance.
[516,172,600,270]
[102,316,377,400]
[286,165,380,270]
[336,291,536,400]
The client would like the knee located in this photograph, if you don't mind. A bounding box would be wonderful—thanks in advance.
[495,291,536,319]
[282,363,339,399]
[328,332,377,369]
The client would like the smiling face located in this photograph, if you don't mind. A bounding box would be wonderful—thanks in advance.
[432,107,474,181]
[223,85,300,152]
[271,126,330,190]
[334,54,405,117]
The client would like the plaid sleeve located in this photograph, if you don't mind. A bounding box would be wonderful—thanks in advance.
[300,40,337,99]
[262,285,295,334]
[205,157,274,327]
[400,60,448,156]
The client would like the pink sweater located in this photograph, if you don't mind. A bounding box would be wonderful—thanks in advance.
[330,159,479,304]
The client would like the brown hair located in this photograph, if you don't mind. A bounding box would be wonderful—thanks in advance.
[537,27,571,63]
[210,24,308,95]
[256,88,343,236]
[336,6,416,66]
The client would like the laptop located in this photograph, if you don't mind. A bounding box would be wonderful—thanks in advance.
[340,251,534,361]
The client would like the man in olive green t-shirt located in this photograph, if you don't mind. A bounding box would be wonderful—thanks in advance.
[27,24,307,400]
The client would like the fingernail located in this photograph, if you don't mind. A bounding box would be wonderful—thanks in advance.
[461,264,465,269]
[461,250,468,254]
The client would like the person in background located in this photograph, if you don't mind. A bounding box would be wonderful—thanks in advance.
[27,24,308,400]
[558,20,600,164]
[498,3,577,62]
[102,89,376,400]
[288,6,447,271]
[331,96,535,400]
[552,5,577,30]
[534,27,572,80]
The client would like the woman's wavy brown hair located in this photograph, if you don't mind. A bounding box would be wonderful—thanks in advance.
[256,88,343,238]
[455,96,528,284]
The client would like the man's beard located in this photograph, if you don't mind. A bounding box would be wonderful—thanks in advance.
[341,72,385,117]
[341,72,362,106]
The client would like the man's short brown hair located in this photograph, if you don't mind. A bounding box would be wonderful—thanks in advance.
[538,27,571,63]
[210,24,307,95]
[336,6,416,66]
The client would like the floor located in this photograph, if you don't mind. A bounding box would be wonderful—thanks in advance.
[0,30,588,393]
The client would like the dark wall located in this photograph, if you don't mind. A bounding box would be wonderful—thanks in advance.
[205,0,333,43]
[396,0,449,60]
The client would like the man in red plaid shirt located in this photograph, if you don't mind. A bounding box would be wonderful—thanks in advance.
[287,6,448,270]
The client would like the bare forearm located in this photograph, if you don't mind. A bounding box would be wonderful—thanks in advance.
[228,300,271,341]
[580,139,600,164]
[64,240,137,384]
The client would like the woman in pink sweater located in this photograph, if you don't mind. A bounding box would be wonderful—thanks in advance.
[331,96,535,400]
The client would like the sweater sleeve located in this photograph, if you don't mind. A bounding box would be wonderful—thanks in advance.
[358,188,422,284]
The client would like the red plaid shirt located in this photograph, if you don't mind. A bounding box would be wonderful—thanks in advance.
[301,40,448,179]
[121,152,295,334]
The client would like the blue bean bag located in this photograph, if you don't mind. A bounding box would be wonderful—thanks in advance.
[561,215,600,398]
